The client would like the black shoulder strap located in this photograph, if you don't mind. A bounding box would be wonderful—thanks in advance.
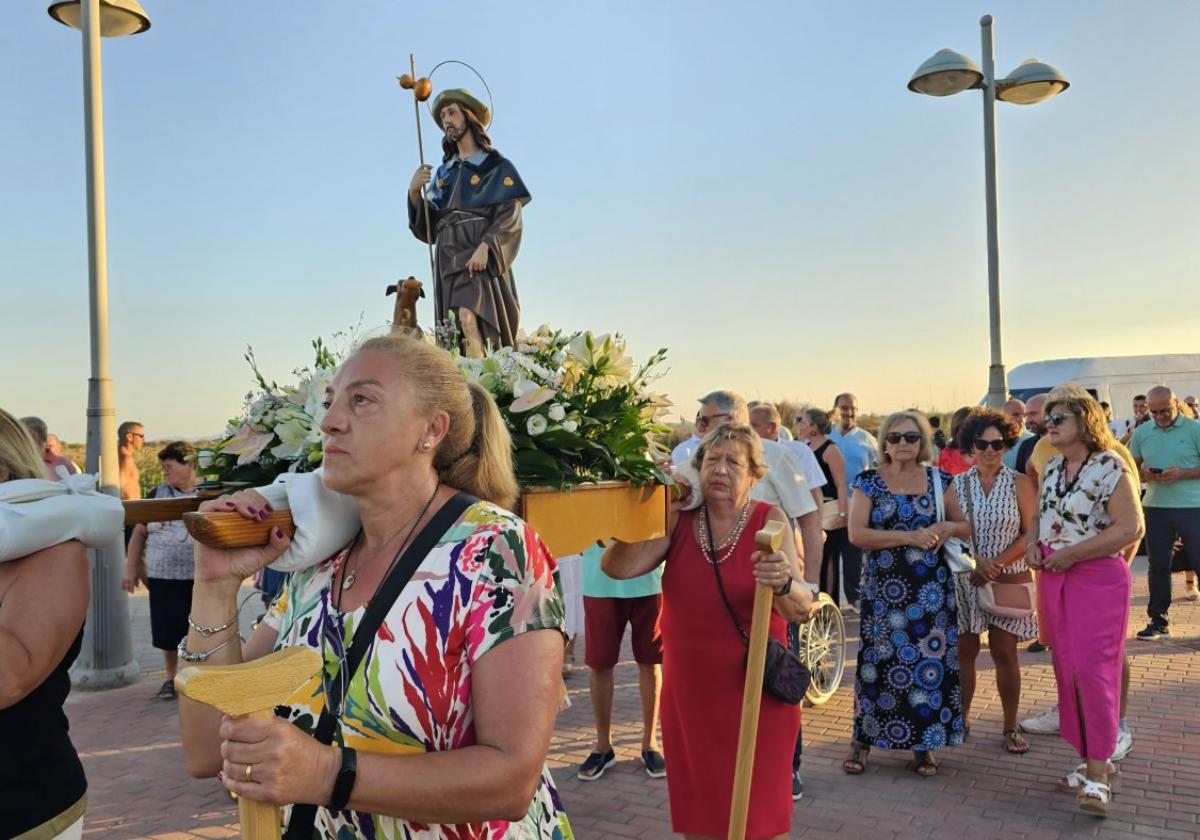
[284,491,476,837]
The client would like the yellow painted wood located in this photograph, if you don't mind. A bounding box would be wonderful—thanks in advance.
[182,509,296,549]
[176,648,322,840]
[521,481,668,558]
[726,523,785,840]
[174,647,321,716]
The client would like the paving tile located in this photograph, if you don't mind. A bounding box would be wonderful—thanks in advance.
[67,561,1200,837]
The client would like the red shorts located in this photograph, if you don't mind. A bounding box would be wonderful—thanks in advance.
[583,594,663,670]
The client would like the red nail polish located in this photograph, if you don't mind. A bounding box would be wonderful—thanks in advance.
[273,527,283,539]
[263,504,274,514]
[223,501,235,509]
[246,507,258,516]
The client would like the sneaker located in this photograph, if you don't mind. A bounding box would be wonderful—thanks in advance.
[1026,641,1050,653]
[792,769,804,801]
[1021,706,1060,734]
[155,679,177,700]
[1135,623,1170,640]
[576,748,616,781]
[1185,581,1199,601]
[641,749,667,779]
[1110,725,1133,762]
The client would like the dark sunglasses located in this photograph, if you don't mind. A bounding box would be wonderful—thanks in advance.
[696,413,731,429]
[973,438,1006,451]
[1045,413,1074,427]
[885,432,922,444]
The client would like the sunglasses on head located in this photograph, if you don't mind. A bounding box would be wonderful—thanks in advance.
[885,431,922,444]
[1045,413,1074,427]
[973,438,1006,451]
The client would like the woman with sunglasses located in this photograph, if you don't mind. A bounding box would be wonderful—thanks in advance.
[1026,395,1143,817]
[843,411,965,779]
[948,409,1038,755]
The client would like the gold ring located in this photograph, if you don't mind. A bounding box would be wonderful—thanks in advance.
[245,763,253,781]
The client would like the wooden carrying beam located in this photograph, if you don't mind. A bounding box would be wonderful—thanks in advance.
[123,497,203,525]
[176,647,323,840]
[727,519,787,840]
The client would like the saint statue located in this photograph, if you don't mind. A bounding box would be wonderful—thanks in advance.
[408,89,530,357]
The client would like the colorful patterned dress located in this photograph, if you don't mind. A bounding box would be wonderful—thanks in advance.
[851,467,965,752]
[263,500,573,839]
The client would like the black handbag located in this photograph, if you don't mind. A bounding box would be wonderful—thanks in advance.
[704,506,810,705]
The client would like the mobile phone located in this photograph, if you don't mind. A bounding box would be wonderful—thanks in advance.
[1148,467,1164,474]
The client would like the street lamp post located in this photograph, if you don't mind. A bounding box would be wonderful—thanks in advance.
[909,15,1069,409]
[48,0,151,689]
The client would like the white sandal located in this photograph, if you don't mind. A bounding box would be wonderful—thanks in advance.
[1077,778,1112,817]
[1057,762,1119,794]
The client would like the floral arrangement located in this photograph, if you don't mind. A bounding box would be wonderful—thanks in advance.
[199,324,672,491]
[457,326,672,488]
[195,338,339,487]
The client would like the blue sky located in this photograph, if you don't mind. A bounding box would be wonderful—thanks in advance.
[3,1,1197,440]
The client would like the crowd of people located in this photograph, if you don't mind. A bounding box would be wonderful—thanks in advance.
[4,377,1198,837]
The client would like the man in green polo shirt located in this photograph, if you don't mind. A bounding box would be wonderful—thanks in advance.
[1130,386,1200,639]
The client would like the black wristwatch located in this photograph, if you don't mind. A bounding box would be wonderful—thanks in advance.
[327,747,357,812]
[774,577,794,597]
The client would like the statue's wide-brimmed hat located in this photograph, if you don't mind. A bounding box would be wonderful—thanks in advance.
[432,88,491,129]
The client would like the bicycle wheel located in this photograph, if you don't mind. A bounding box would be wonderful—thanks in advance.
[802,593,846,706]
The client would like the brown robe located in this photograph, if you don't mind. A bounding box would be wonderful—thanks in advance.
[409,170,524,351]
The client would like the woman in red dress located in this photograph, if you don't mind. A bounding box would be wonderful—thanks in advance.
[604,424,814,839]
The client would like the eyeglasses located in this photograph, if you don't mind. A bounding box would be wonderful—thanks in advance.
[1148,408,1173,416]
[1045,413,1075,427]
[973,439,1006,451]
[696,413,731,430]
[885,432,922,444]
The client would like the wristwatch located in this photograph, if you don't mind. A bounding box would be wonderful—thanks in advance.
[327,747,358,812]
[774,577,794,597]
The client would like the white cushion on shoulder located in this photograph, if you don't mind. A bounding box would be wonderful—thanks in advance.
[0,471,125,562]
[262,468,361,572]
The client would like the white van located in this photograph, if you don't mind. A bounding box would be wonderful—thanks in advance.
[1007,354,1200,426]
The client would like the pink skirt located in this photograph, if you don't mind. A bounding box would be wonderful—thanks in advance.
[1039,545,1131,760]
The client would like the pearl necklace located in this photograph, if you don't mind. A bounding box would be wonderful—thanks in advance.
[697,503,751,565]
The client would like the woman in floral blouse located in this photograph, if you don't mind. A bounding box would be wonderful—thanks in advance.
[179,335,572,839]
[1028,393,1143,819]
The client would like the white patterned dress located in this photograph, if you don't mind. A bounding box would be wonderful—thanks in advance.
[951,466,1037,639]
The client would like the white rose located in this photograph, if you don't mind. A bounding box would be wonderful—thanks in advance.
[561,419,578,433]
[548,404,566,422]
[527,414,548,436]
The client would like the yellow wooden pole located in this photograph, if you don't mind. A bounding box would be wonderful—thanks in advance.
[727,519,787,840]
[176,647,323,839]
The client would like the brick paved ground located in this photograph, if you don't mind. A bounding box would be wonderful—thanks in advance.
[68,561,1200,839]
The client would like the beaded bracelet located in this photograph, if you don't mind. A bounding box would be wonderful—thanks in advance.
[177,634,241,663]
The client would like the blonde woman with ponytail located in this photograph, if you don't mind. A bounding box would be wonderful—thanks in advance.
[178,336,571,839]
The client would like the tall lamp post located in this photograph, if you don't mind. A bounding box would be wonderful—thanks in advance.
[909,15,1069,408]
[48,0,151,689]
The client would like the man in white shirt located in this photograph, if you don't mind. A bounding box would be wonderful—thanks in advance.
[673,391,820,585]
[748,401,826,514]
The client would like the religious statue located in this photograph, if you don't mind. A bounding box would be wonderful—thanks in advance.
[407,89,530,357]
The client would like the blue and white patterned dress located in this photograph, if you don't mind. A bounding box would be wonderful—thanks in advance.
[851,467,965,752]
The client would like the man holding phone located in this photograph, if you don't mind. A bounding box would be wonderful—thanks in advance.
[1130,386,1200,639]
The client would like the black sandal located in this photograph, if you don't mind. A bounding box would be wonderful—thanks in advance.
[909,751,938,777]
[843,741,870,775]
